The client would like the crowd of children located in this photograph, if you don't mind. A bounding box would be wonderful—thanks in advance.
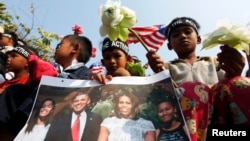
[0,16,249,141]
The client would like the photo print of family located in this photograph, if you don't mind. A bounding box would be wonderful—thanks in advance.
[14,71,190,141]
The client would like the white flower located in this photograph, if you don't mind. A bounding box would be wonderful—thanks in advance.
[99,0,137,41]
[202,19,250,55]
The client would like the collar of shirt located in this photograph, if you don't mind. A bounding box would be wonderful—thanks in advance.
[1,46,14,53]
[58,59,85,78]
[64,59,84,71]
[71,111,86,124]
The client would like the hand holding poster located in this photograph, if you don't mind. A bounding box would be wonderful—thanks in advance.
[14,70,190,141]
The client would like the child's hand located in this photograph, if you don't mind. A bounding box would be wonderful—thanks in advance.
[217,45,245,78]
[146,50,165,73]
[112,67,131,76]
[89,73,112,84]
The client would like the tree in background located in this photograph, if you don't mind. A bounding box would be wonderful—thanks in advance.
[0,2,60,62]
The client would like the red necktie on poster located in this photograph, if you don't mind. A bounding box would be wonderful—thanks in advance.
[72,115,80,141]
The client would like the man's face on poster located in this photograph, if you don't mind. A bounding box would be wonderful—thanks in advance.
[71,94,90,114]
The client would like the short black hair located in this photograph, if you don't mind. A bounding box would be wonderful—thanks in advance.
[63,35,92,64]
[3,31,19,47]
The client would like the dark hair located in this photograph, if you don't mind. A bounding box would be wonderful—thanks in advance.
[17,38,27,47]
[16,39,39,56]
[0,52,6,76]
[63,35,92,64]
[4,32,19,47]
[72,90,90,102]
[113,91,140,119]
[165,17,200,41]
[131,55,141,63]
[25,98,56,133]
[155,95,183,124]
[27,46,39,56]
[156,98,176,111]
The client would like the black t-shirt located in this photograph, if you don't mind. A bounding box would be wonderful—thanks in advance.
[158,123,190,141]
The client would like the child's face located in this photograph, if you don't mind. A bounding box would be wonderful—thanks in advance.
[39,100,54,118]
[168,26,200,56]
[54,38,74,66]
[0,35,13,46]
[157,101,176,123]
[102,49,128,75]
[6,52,28,72]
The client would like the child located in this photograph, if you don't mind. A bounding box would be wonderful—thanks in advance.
[146,17,248,141]
[54,34,92,79]
[0,46,31,94]
[0,45,58,139]
[101,37,131,76]
[91,37,147,83]
[146,17,246,86]
[0,31,18,52]
[91,37,131,83]
[0,32,19,81]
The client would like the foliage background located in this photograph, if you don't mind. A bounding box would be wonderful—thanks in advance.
[0,2,59,62]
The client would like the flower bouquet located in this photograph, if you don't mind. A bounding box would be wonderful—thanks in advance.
[98,0,153,76]
[99,0,149,51]
[202,19,250,55]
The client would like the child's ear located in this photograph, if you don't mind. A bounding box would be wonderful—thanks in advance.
[167,43,172,50]
[197,35,201,44]
[25,62,29,68]
[72,44,80,53]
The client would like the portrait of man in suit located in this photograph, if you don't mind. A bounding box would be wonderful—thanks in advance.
[44,90,103,141]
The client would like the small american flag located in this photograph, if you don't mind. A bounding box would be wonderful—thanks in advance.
[127,24,167,51]
[89,62,105,74]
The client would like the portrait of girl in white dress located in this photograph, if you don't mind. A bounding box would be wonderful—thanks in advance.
[14,98,56,141]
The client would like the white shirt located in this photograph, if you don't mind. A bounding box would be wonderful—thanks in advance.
[167,56,224,87]
[71,111,87,141]
[101,117,155,141]
[14,124,50,141]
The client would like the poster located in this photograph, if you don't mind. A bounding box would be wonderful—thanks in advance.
[14,70,190,141]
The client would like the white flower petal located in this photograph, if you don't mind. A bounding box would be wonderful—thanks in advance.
[100,25,110,36]
[120,6,136,18]
[202,19,250,55]
[108,27,120,41]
